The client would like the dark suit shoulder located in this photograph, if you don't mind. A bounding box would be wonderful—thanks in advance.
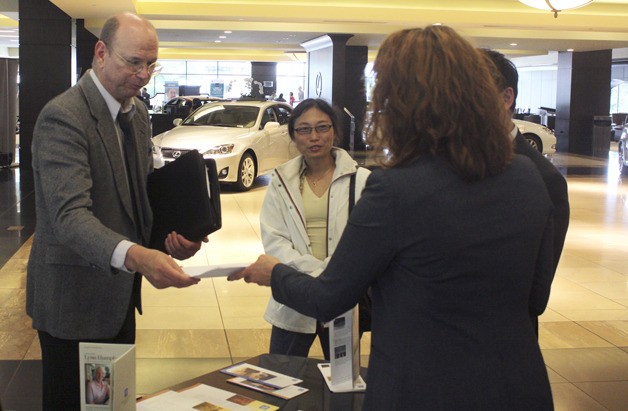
[514,134,567,188]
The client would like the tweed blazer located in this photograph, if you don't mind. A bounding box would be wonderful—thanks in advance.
[26,71,153,340]
[271,155,555,410]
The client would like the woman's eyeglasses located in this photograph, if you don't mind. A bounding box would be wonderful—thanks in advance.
[294,124,333,135]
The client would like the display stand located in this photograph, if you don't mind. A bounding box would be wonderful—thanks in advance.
[317,306,366,393]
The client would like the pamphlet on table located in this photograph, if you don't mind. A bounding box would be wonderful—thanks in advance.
[227,376,309,399]
[220,362,303,389]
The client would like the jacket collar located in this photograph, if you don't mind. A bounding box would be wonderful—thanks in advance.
[87,69,136,121]
[276,147,358,182]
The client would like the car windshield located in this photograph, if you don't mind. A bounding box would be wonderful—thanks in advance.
[182,105,260,128]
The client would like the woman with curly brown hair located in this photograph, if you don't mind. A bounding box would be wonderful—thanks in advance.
[231,25,554,410]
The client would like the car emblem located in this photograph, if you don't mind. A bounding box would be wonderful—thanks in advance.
[315,72,323,97]
[172,151,181,158]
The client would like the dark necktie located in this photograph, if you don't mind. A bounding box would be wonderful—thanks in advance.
[118,110,144,312]
[118,111,143,239]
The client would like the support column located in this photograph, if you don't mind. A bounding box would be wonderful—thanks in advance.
[302,35,368,150]
[18,0,73,170]
[251,62,276,99]
[76,19,98,79]
[555,50,612,155]
[0,58,18,167]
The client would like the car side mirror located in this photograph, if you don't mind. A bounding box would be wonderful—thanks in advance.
[173,118,183,127]
[263,121,280,131]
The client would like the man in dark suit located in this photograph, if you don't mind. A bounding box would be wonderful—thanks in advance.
[483,49,570,337]
[26,12,202,410]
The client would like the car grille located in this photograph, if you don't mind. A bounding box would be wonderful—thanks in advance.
[161,148,194,160]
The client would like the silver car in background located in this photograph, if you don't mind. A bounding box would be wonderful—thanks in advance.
[152,100,297,191]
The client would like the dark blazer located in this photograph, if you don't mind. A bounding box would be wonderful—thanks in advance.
[26,71,153,340]
[514,131,569,334]
[514,131,569,271]
[271,155,554,410]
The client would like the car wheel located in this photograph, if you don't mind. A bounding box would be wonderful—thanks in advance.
[523,133,543,153]
[236,152,256,191]
[619,143,628,176]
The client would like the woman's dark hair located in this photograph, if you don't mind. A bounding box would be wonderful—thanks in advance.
[288,98,340,141]
[368,26,513,182]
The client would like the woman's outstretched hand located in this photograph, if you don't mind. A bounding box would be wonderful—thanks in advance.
[228,254,280,286]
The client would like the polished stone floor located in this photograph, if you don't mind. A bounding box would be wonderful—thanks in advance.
[0,146,627,410]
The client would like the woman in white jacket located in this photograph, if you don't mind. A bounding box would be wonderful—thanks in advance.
[261,99,370,359]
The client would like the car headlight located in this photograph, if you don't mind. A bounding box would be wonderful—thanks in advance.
[204,144,235,155]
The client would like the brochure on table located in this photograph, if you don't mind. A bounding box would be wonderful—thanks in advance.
[220,362,302,389]
[318,306,366,393]
[227,376,308,400]
[79,342,136,411]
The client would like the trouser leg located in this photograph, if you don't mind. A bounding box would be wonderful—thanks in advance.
[269,325,316,358]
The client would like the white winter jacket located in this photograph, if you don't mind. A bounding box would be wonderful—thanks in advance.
[261,148,371,333]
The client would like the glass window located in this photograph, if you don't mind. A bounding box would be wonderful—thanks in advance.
[277,62,306,104]
[185,105,259,128]
[159,60,187,74]
[218,61,251,75]
[364,62,375,102]
[143,60,254,107]
[275,105,291,125]
[277,62,306,76]
[260,107,277,128]
[222,75,254,99]
[187,61,218,75]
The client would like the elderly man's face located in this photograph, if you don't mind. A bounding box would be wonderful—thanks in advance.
[95,16,158,103]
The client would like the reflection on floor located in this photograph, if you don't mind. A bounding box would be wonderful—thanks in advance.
[0,147,627,410]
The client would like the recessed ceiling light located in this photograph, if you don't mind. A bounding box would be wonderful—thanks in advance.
[219,35,226,39]
[215,40,222,43]
[567,48,574,52]
[224,30,232,34]
[433,22,442,26]
[510,43,518,46]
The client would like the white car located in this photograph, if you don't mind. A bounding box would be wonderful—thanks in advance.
[513,119,556,155]
[152,100,298,191]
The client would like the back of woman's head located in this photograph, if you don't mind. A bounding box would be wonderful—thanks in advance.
[367,26,513,181]
[288,98,340,140]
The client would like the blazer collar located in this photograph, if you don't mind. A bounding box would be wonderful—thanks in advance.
[78,72,140,234]
[87,69,136,120]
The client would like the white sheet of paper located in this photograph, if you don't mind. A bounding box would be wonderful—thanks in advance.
[184,264,248,278]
